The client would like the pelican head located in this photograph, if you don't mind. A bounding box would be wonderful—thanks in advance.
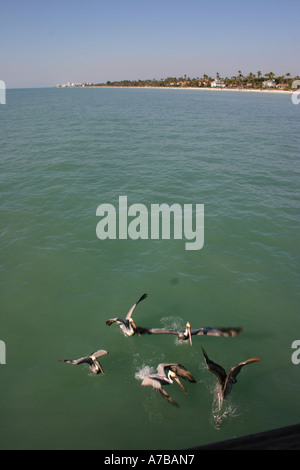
[90,356,105,374]
[168,370,187,394]
[129,318,140,336]
[185,322,192,346]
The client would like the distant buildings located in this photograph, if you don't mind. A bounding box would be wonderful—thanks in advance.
[211,79,226,88]
[275,83,288,90]
[56,81,91,88]
[262,79,276,88]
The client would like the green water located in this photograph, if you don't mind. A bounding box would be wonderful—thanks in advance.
[0,87,299,449]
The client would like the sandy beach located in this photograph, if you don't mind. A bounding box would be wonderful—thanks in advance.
[91,86,294,94]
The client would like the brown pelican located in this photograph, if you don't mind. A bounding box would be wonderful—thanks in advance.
[137,322,242,345]
[202,347,261,411]
[106,293,147,337]
[59,349,108,375]
[140,362,196,406]
[137,322,193,345]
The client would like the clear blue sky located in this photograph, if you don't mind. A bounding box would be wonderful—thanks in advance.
[1,0,299,88]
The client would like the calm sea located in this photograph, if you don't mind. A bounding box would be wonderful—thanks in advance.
[1,87,299,450]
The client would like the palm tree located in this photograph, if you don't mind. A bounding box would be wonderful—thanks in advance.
[265,72,275,80]
[237,70,245,86]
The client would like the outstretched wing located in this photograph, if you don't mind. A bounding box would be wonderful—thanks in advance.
[141,376,162,390]
[159,387,179,406]
[91,349,108,359]
[202,348,227,388]
[169,364,196,382]
[141,376,178,406]
[156,362,171,376]
[106,318,125,326]
[137,327,183,336]
[59,356,91,366]
[225,357,261,386]
[193,327,243,337]
[126,293,148,320]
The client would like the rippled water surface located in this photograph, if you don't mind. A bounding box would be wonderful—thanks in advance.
[1,87,299,449]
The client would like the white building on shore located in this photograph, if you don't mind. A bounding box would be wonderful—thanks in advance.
[211,79,226,88]
[56,81,91,88]
[262,79,276,88]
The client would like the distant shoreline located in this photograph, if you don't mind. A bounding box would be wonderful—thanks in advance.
[56,85,292,94]
[56,73,299,94]
[80,86,293,94]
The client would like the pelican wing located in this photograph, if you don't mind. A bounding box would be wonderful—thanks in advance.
[59,356,91,366]
[225,357,261,387]
[155,363,168,376]
[202,348,227,387]
[159,387,179,406]
[91,349,108,359]
[169,363,196,382]
[156,363,196,382]
[141,376,162,390]
[138,327,183,336]
[106,317,124,326]
[141,376,178,406]
[192,327,243,337]
[126,293,148,320]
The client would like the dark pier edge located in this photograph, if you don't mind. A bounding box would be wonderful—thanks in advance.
[187,423,300,450]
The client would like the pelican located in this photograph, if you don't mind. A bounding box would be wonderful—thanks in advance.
[59,349,108,375]
[138,322,193,345]
[137,322,242,345]
[202,347,261,411]
[106,293,147,337]
[140,362,196,406]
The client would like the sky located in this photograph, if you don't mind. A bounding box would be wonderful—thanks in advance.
[1,0,300,88]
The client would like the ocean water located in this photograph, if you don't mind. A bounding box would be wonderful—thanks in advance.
[0,87,299,450]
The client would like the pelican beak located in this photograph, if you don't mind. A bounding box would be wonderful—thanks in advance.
[217,390,223,411]
[174,375,187,395]
[130,319,140,336]
[98,362,105,375]
[186,322,192,346]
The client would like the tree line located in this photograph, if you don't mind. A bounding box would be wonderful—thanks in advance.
[88,71,299,90]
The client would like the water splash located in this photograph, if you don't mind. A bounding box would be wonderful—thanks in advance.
[135,365,165,423]
[135,365,155,381]
[160,316,184,330]
[211,394,240,429]
[160,316,190,347]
